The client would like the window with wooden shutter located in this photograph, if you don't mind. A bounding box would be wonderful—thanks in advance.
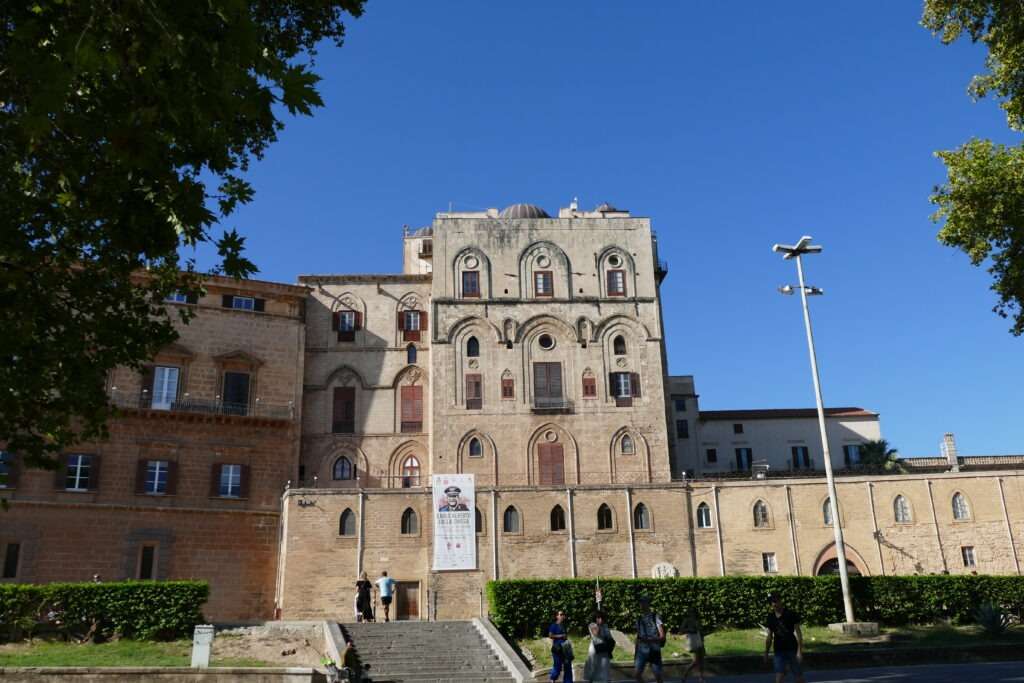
[534,271,553,297]
[333,387,356,433]
[582,376,596,398]
[335,310,357,342]
[465,374,482,409]
[537,443,565,485]
[610,372,632,407]
[462,271,480,298]
[532,362,563,409]
[401,385,423,432]
[402,310,422,341]
[501,377,514,399]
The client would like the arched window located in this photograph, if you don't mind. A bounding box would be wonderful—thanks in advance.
[333,456,355,481]
[633,503,650,530]
[620,435,635,455]
[401,508,418,534]
[467,336,480,358]
[597,503,614,530]
[469,437,483,457]
[407,344,417,365]
[503,506,520,533]
[894,495,911,523]
[613,335,627,355]
[550,505,566,531]
[696,502,712,529]
[401,456,420,488]
[952,492,970,520]
[475,508,483,534]
[823,498,833,526]
[753,500,770,528]
[339,508,356,536]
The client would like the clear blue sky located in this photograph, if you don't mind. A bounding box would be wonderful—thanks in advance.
[212,1,1023,457]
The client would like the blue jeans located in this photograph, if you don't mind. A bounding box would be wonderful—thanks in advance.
[773,651,803,676]
[551,649,574,683]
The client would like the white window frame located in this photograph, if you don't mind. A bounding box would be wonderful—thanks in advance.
[961,546,976,567]
[220,464,242,498]
[952,493,970,521]
[0,451,11,489]
[697,503,712,529]
[145,460,169,495]
[338,310,356,331]
[165,291,189,304]
[231,296,255,311]
[607,269,625,295]
[614,373,632,398]
[404,310,420,330]
[762,552,778,573]
[534,271,553,297]
[66,454,92,491]
[894,495,911,523]
[151,366,180,411]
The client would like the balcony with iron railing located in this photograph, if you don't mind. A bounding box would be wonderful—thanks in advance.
[109,388,295,420]
[532,396,574,414]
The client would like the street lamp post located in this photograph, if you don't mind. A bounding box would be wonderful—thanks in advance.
[773,236,856,624]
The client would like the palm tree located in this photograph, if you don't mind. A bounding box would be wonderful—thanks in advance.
[857,439,906,473]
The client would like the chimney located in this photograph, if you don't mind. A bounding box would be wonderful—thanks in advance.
[941,433,959,471]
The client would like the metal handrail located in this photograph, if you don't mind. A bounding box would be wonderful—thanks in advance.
[109,389,294,419]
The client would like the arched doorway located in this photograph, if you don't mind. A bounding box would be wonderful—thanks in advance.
[816,558,862,576]
[813,542,870,576]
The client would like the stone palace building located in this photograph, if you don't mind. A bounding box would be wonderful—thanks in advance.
[2,202,1022,622]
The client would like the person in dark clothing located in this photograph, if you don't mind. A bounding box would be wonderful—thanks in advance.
[548,609,574,683]
[355,572,374,623]
[764,593,805,683]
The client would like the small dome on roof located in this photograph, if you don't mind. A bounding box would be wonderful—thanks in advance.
[595,202,621,212]
[499,203,550,219]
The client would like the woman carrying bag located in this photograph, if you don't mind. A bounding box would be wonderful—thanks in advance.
[681,608,706,683]
[584,611,614,683]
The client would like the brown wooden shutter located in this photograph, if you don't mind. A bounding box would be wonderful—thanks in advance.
[166,461,178,495]
[582,376,596,398]
[608,373,616,397]
[239,465,251,499]
[88,454,101,490]
[501,377,514,399]
[354,311,363,330]
[54,454,68,489]
[253,298,265,312]
[333,387,355,432]
[332,312,340,330]
[140,366,155,405]
[185,292,199,305]
[538,444,551,484]
[222,294,233,308]
[419,311,428,331]
[135,460,148,494]
[630,372,641,397]
[210,463,222,497]
[397,311,406,331]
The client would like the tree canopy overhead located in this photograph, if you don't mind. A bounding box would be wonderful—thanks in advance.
[1,0,365,467]
[923,1,1024,335]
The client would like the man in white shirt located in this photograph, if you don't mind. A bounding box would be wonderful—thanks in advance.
[376,570,396,622]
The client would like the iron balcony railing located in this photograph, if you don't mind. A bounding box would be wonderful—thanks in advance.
[109,390,295,420]
[532,396,574,413]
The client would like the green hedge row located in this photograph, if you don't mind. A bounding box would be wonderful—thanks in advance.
[487,575,1024,637]
[0,581,208,641]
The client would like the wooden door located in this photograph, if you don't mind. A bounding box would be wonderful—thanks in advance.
[395,581,419,620]
[537,443,565,485]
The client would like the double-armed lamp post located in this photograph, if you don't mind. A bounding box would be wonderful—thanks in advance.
[772,236,855,624]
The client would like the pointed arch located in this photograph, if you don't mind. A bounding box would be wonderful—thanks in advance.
[406,344,417,365]
[475,507,485,535]
[822,497,834,526]
[456,430,499,484]
[503,505,521,534]
[517,240,573,299]
[952,491,971,520]
[447,315,503,344]
[696,502,713,529]
[387,440,427,489]
[526,423,581,485]
[633,502,651,530]
[753,499,771,528]
[893,494,912,523]
[401,507,419,535]
[597,503,615,530]
[609,426,652,484]
[550,504,566,532]
[332,455,356,481]
[339,508,356,536]
[813,542,870,576]
[323,364,370,390]
[467,336,480,357]
[316,446,368,487]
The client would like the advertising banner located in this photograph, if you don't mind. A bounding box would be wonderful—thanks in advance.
[431,473,476,571]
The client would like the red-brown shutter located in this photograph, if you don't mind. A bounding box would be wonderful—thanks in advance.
[54,454,68,489]
[538,445,551,484]
[222,294,233,308]
[419,310,428,331]
[583,376,596,397]
[140,366,155,405]
[630,372,641,398]
[166,461,179,495]
[502,377,514,399]
[397,311,406,331]
[239,465,251,499]
[210,463,223,497]
[135,460,148,494]
[608,373,616,397]
[354,311,363,330]
[88,454,101,490]
[332,312,340,330]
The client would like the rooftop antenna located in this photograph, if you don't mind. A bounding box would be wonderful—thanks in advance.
[448,201,453,213]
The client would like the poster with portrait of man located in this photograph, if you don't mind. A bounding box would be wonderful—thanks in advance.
[432,473,475,571]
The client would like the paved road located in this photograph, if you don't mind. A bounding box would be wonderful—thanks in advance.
[681,660,1024,681]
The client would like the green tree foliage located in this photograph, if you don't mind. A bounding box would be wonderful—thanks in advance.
[857,439,907,473]
[0,0,365,468]
[923,2,1024,335]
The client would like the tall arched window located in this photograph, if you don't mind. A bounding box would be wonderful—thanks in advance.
[339,508,356,536]
[475,508,483,534]
[467,336,480,358]
[753,500,770,528]
[503,506,520,533]
[401,508,418,534]
[407,344,417,365]
[633,503,650,530]
[696,502,712,529]
[823,497,833,526]
[401,456,420,488]
[333,456,355,481]
[952,492,970,520]
[597,503,614,530]
[620,435,635,455]
[613,335,627,355]
[469,437,483,457]
[894,495,911,523]
[550,505,566,531]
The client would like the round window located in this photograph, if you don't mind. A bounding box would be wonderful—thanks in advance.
[608,254,622,267]
[465,255,479,269]
[538,334,555,350]
[536,255,551,268]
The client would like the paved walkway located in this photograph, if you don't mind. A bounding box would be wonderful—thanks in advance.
[689,660,1024,682]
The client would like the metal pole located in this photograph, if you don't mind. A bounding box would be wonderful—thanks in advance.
[566,488,578,578]
[794,254,855,624]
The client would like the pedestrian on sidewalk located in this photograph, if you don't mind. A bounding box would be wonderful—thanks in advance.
[355,571,373,623]
[584,610,613,683]
[680,607,706,682]
[634,595,665,683]
[548,609,574,683]
[764,593,806,683]
[375,570,396,622]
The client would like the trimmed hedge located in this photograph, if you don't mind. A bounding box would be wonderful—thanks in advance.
[0,580,208,641]
[487,575,1024,638]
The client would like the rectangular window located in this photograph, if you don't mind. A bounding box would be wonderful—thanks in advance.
[735,448,753,470]
[462,271,480,298]
[843,444,861,467]
[532,362,563,408]
[672,395,686,412]
[400,385,423,432]
[582,376,597,398]
[2,543,20,579]
[65,454,93,491]
[332,387,355,433]
[606,269,626,296]
[466,374,482,410]
[706,448,718,464]
[609,372,640,406]
[338,311,356,332]
[165,291,189,304]
[676,419,689,439]
[222,371,251,416]
[534,271,553,297]
[0,451,12,488]
[791,446,811,469]
[145,460,168,494]
[762,552,778,573]
[405,310,420,331]
[401,310,426,342]
[733,423,744,434]
[961,546,976,568]
[219,464,242,498]
[613,372,632,398]
[501,377,515,400]
[150,366,180,411]
[138,545,157,580]
[231,295,255,310]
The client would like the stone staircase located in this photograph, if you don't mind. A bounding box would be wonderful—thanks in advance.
[338,621,518,683]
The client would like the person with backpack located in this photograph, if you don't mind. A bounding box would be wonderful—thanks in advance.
[548,609,574,683]
[584,610,614,683]
[634,595,665,683]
